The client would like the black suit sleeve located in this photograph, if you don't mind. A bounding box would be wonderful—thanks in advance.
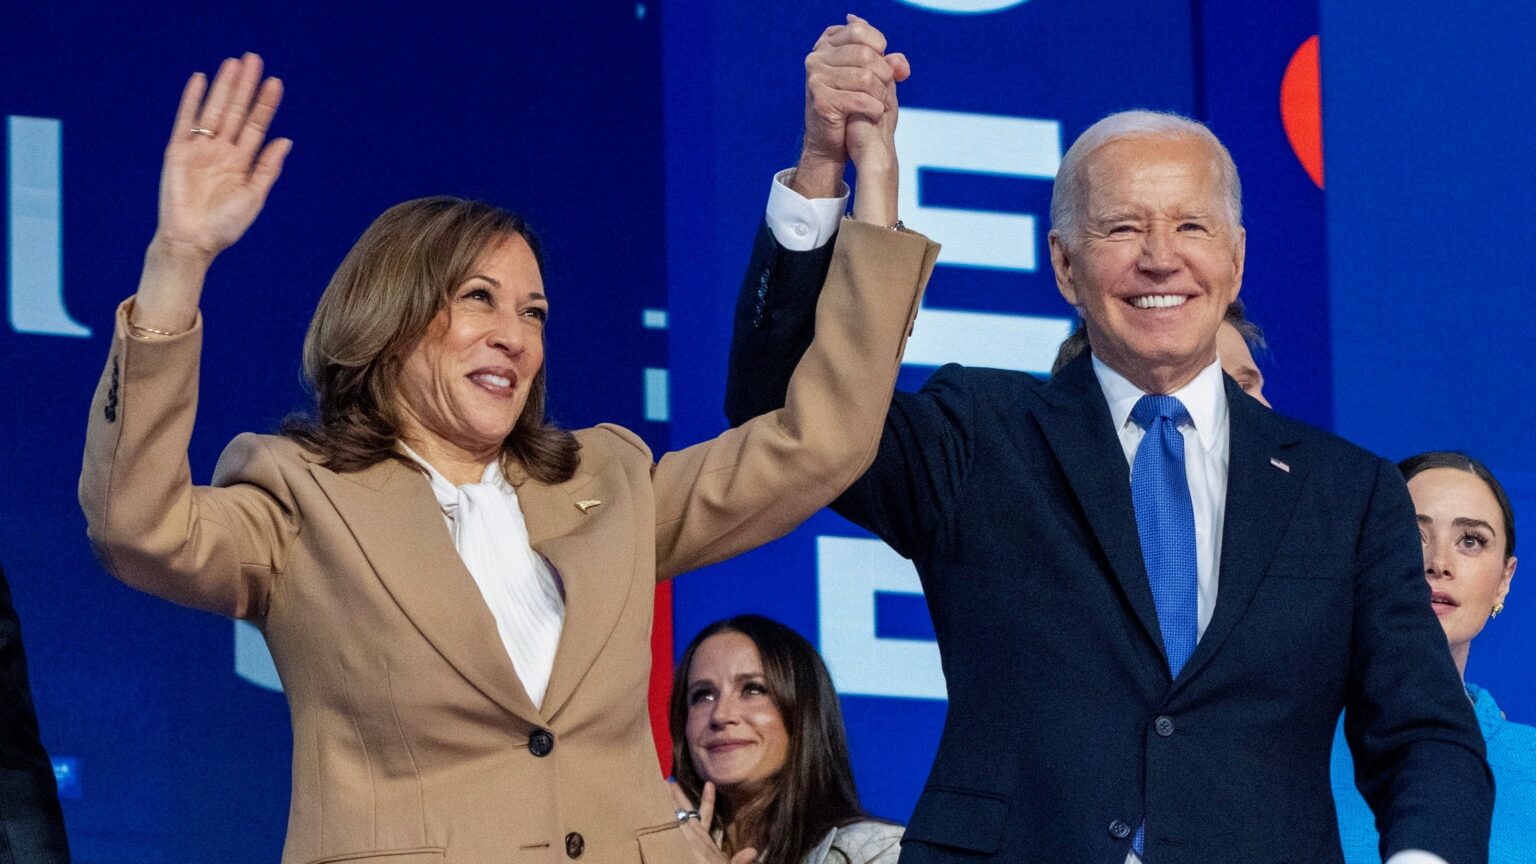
[832,366,976,560]
[724,221,974,560]
[1343,461,1493,863]
[0,565,71,864]
[724,222,835,426]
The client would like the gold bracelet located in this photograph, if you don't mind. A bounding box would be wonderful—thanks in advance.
[843,214,906,231]
[129,322,182,338]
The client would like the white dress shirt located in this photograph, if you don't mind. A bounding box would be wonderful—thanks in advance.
[403,446,565,709]
[762,170,1447,864]
[1094,355,1228,639]
[766,168,848,249]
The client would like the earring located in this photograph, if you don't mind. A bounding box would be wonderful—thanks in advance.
[1491,603,1505,619]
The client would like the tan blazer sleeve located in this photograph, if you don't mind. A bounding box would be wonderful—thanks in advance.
[78,301,297,620]
[652,220,939,580]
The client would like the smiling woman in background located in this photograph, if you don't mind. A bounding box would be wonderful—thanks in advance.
[77,53,934,864]
[669,615,903,864]
[1331,452,1536,864]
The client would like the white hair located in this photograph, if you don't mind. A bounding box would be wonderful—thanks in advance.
[1049,110,1243,245]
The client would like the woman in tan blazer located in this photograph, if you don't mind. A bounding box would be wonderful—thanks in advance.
[78,55,935,864]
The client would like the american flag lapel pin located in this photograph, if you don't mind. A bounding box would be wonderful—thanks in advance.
[1270,457,1291,473]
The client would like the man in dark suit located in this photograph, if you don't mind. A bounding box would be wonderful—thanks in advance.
[0,563,70,863]
[724,18,1492,864]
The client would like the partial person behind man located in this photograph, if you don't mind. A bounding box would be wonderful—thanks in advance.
[1332,452,1536,864]
[0,562,71,863]
[723,16,1492,863]
[1051,299,1269,406]
[669,615,902,864]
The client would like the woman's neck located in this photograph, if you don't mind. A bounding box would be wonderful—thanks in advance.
[1451,640,1470,682]
[401,434,497,486]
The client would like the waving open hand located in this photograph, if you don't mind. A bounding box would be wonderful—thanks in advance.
[134,53,291,333]
[156,53,290,260]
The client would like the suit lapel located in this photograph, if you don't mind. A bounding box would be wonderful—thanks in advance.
[516,463,637,724]
[311,457,543,725]
[1172,379,1305,692]
[1033,355,1166,658]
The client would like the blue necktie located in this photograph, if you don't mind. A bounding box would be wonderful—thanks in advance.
[1128,395,1198,858]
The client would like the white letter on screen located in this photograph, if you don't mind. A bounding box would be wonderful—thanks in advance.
[7,116,90,337]
[235,620,283,692]
[817,535,947,700]
[896,107,1061,272]
[896,0,1029,13]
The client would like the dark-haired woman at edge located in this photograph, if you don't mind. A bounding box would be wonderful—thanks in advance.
[1331,452,1535,864]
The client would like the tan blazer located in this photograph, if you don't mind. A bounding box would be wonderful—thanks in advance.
[79,221,938,864]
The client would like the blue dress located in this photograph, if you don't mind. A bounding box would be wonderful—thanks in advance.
[1331,683,1536,863]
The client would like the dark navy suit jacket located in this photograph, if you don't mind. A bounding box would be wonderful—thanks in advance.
[726,225,1493,864]
[0,564,69,864]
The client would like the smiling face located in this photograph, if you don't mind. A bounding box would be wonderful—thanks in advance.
[1409,467,1517,673]
[396,233,548,472]
[683,631,790,808]
[1050,135,1246,395]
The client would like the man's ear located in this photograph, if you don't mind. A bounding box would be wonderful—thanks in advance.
[1049,230,1079,306]
[1227,226,1247,304]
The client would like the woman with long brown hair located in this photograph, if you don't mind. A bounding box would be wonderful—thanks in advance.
[79,53,934,864]
[669,615,903,864]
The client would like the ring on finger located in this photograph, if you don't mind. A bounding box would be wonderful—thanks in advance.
[189,127,216,137]
[674,808,702,823]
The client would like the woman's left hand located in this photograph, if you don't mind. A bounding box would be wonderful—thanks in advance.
[668,781,759,864]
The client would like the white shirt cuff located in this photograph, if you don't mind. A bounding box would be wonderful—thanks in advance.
[765,167,848,252]
[1385,851,1449,864]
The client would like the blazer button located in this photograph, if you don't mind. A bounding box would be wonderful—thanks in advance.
[1108,819,1132,840]
[528,728,554,757]
[564,831,585,858]
[1155,715,1176,737]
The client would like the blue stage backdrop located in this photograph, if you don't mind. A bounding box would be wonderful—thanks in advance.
[1321,2,1536,725]
[1,1,1532,861]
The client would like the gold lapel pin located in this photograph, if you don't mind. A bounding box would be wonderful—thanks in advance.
[576,499,602,513]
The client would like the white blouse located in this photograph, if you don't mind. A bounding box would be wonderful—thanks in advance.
[403,446,565,709]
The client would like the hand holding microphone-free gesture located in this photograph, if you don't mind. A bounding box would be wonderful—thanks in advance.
[134,53,291,333]
[794,15,908,227]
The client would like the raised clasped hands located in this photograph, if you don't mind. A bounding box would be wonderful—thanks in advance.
[668,780,759,864]
[797,14,909,225]
[135,53,291,332]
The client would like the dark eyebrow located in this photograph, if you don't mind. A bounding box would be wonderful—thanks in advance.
[1418,514,1498,535]
[686,672,763,687]
[461,275,546,303]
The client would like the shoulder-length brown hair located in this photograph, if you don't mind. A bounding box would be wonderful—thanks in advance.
[283,196,578,483]
[670,615,879,862]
